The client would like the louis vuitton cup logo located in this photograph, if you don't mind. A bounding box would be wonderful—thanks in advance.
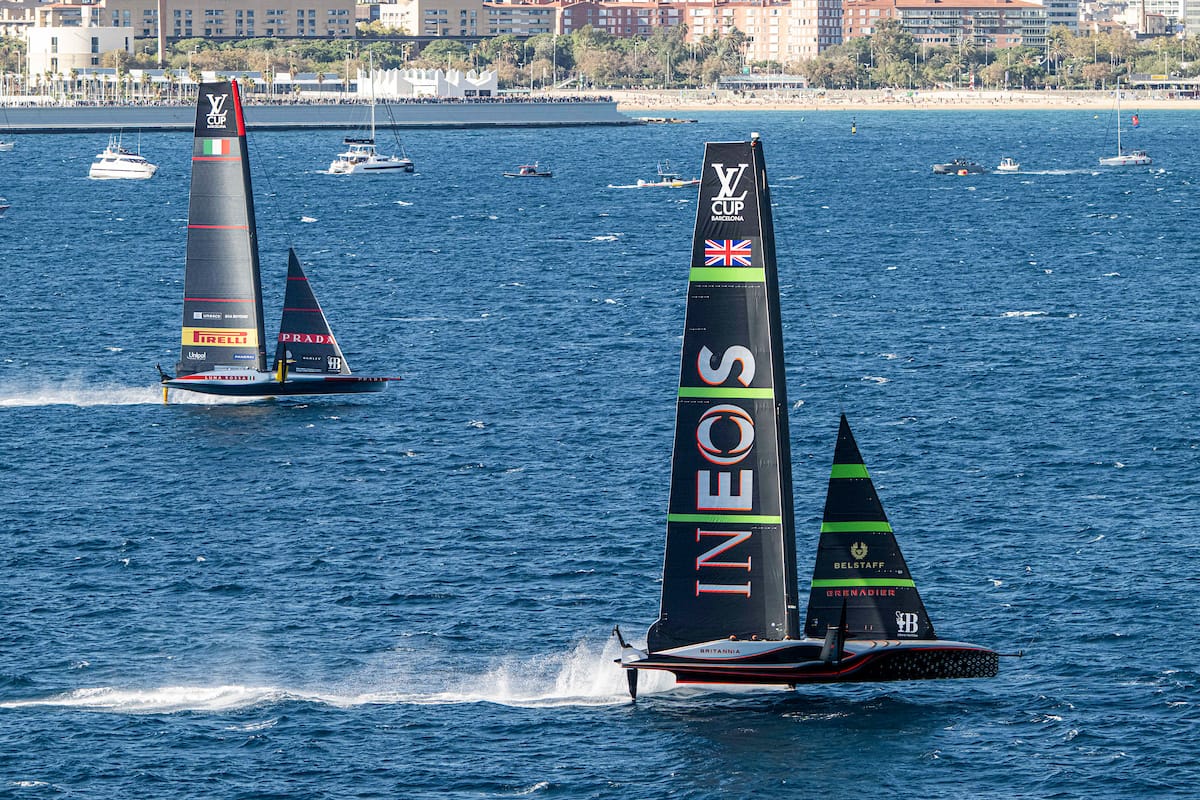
[709,163,749,221]
[206,93,230,129]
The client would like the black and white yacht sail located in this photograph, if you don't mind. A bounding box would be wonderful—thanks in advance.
[160,80,392,400]
[614,134,998,697]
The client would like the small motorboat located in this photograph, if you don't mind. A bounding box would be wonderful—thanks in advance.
[0,197,9,216]
[503,162,552,178]
[0,140,13,152]
[996,157,1020,173]
[932,158,986,175]
[635,160,700,188]
[89,135,157,180]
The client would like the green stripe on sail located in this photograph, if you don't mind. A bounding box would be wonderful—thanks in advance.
[668,513,783,525]
[811,578,916,588]
[678,386,775,400]
[689,267,766,283]
[829,464,870,479]
[820,521,893,533]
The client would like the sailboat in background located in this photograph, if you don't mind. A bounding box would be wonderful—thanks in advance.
[329,52,413,175]
[159,79,394,400]
[613,134,999,698]
[0,105,14,150]
[1100,79,1151,166]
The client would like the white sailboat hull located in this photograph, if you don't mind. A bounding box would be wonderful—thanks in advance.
[329,155,414,175]
[1099,152,1152,166]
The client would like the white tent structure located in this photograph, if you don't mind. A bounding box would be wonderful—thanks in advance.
[358,67,498,99]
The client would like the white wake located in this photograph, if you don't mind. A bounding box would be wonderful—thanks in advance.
[0,380,251,407]
[0,640,679,713]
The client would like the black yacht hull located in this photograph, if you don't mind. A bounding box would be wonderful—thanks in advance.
[627,639,998,686]
[163,374,391,397]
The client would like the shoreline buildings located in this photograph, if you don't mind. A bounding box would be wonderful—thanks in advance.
[13,0,1196,88]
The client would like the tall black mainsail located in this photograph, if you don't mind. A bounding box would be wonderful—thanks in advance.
[615,134,999,696]
[648,136,799,652]
[161,79,391,399]
[804,415,935,641]
[274,249,351,376]
[176,80,267,377]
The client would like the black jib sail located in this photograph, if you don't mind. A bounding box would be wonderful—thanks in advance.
[274,249,351,376]
[804,415,936,641]
[647,135,800,652]
[176,80,267,377]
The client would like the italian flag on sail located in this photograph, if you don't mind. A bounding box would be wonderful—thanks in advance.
[202,138,231,156]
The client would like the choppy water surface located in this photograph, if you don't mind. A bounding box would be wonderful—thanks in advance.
[1,110,1197,798]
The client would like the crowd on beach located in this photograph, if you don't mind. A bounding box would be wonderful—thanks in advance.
[607,87,1200,111]
[5,86,1196,111]
[0,93,616,108]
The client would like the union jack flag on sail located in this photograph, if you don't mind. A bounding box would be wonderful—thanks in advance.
[704,239,753,267]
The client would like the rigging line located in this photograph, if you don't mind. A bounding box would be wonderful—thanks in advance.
[768,162,840,427]
[382,100,407,156]
[242,98,298,260]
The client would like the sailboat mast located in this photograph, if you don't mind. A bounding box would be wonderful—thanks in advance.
[1115,79,1122,156]
[369,51,376,142]
[177,79,268,375]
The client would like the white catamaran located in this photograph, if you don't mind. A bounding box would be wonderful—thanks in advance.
[159,79,394,400]
[613,133,1000,698]
[329,54,414,175]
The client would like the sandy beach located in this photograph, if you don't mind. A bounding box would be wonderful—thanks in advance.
[608,87,1200,112]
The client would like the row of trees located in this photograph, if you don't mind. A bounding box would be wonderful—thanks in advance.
[2,22,1196,92]
[799,20,1199,90]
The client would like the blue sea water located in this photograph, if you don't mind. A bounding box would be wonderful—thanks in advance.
[1,108,1198,798]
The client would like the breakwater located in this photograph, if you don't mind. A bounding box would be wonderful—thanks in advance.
[1,98,638,133]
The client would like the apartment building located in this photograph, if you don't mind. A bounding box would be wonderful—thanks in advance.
[682,0,843,62]
[0,0,39,37]
[559,0,681,36]
[844,0,1047,47]
[97,0,356,39]
[1039,0,1077,30]
[26,3,133,74]
[379,0,554,36]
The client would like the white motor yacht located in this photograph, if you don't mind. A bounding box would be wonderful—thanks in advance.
[89,136,158,180]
